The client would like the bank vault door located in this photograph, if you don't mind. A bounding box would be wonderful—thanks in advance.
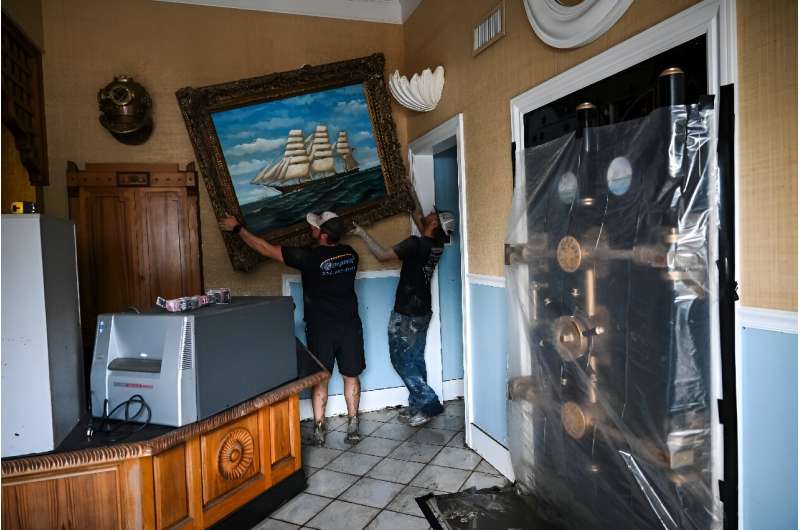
[506,67,724,530]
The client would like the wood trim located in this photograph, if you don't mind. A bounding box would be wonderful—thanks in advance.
[185,438,204,528]
[2,383,313,530]
[153,445,189,529]
[2,370,328,478]
[131,456,156,530]
[66,166,197,188]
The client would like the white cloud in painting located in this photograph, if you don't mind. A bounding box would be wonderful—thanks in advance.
[254,116,304,131]
[356,146,379,168]
[229,159,268,176]
[355,130,372,140]
[227,130,255,140]
[286,93,325,106]
[335,99,368,115]
[229,137,285,156]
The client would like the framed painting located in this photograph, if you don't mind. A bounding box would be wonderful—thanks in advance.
[176,54,413,271]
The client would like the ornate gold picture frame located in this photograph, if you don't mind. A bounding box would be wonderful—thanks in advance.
[177,54,412,271]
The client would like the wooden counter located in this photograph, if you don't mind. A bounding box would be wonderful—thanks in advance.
[2,369,328,530]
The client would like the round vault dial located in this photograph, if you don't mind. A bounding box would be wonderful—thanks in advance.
[561,401,588,440]
[556,235,582,272]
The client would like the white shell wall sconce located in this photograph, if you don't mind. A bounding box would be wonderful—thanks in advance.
[388,66,445,112]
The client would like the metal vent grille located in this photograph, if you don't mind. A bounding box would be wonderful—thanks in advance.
[473,1,505,56]
[180,320,193,370]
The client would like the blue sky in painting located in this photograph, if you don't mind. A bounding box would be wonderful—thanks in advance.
[211,84,380,205]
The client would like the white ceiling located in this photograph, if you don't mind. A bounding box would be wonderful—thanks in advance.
[154,0,424,24]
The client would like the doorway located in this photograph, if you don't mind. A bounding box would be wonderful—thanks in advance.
[434,146,465,401]
[407,114,471,442]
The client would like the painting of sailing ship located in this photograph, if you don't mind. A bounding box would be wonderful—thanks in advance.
[211,84,386,234]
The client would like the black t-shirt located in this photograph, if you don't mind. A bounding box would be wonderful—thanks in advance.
[392,236,443,316]
[282,244,360,327]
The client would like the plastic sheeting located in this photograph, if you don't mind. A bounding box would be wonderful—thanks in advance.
[505,103,723,529]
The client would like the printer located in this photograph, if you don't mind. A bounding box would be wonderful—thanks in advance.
[90,297,297,427]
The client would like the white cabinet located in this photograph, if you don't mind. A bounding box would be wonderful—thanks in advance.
[2,214,84,457]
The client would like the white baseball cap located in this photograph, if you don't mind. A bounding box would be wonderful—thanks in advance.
[435,210,457,235]
[305,211,339,229]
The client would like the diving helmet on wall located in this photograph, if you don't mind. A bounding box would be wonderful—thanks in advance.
[97,75,153,145]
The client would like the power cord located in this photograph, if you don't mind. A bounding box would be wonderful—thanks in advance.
[88,394,152,444]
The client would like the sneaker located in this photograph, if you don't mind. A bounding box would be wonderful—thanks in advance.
[345,415,361,444]
[407,412,432,428]
[397,407,414,422]
[312,420,326,447]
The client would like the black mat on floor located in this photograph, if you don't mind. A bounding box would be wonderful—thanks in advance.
[416,486,563,530]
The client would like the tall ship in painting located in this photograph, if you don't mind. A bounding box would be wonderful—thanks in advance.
[252,125,361,193]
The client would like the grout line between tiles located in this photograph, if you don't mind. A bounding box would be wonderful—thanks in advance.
[296,401,468,530]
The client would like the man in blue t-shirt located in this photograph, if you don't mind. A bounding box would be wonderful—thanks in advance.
[220,211,364,446]
[352,207,456,427]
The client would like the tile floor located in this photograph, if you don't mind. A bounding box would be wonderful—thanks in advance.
[252,399,509,530]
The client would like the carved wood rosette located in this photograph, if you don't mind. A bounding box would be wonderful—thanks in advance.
[218,428,255,481]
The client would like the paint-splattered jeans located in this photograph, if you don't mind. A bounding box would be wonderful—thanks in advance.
[388,310,444,417]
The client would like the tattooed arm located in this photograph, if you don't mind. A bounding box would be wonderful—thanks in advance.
[350,223,398,262]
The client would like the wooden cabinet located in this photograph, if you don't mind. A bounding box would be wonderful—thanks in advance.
[67,162,201,349]
[2,386,319,530]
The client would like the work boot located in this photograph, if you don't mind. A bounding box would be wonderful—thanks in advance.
[312,420,326,447]
[345,415,361,444]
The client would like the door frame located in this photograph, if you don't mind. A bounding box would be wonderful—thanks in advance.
[408,114,471,441]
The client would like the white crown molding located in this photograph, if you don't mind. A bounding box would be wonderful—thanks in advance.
[398,0,423,22]
[154,0,422,24]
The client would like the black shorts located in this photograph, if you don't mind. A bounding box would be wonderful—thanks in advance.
[301,319,365,377]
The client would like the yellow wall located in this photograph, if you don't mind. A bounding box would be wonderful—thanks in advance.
[403,0,797,311]
[40,0,408,295]
[36,0,798,309]
[737,0,797,311]
[1,0,43,49]
[402,0,698,277]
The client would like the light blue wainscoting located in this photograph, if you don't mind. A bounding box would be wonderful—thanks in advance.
[741,325,798,530]
[289,274,404,396]
[469,281,508,446]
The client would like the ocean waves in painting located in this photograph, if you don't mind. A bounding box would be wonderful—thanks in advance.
[241,166,386,234]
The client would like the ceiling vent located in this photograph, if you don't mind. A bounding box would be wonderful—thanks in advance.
[473,1,505,56]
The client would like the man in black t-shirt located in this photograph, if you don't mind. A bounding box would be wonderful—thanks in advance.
[352,208,456,427]
[220,211,365,445]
